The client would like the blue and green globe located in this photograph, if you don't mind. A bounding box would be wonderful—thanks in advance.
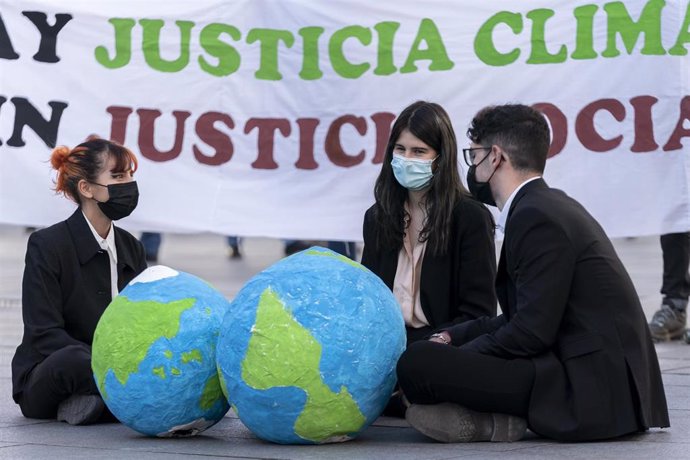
[92,266,231,437]
[216,247,406,444]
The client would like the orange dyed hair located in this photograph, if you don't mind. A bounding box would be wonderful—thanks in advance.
[50,138,138,204]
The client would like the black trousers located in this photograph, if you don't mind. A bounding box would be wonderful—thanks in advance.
[660,232,690,301]
[18,344,102,419]
[397,340,535,418]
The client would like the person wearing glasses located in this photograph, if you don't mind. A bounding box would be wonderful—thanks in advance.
[361,100,497,349]
[397,104,669,443]
[11,138,147,426]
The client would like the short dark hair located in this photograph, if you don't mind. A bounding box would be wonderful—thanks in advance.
[467,104,550,173]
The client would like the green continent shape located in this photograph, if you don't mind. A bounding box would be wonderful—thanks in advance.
[182,349,202,364]
[200,373,224,411]
[153,366,166,379]
[241,288,366,442]
[93,296,195,395]
[305,249,365,271]
[218,371,229,398]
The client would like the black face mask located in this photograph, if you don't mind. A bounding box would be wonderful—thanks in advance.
[466,152,499,207]
[466,166,496,207]
[93,181,139,220]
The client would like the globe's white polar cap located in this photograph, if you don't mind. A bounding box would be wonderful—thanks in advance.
[130,265,179,285]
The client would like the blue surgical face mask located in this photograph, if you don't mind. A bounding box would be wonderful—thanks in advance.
[391,154,437,191]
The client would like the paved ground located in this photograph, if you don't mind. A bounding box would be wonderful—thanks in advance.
[0,224,688,459]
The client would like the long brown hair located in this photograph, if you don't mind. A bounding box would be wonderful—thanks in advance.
[372,101,467,255]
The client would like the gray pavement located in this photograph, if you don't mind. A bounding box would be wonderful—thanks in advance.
[0,224,688,459]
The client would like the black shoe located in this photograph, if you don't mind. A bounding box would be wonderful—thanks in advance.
[284,241,310,256]
[405,403,526,443]
[650,299,687,342]
[57,395,105,425]
[229,245,242,259]
[382,392,407,418]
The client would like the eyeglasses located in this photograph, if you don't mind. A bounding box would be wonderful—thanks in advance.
[462,147,491,167]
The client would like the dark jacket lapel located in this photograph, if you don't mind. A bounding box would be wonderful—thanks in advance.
[506,178,548,225]
[496,178,548,317]
[114,226,139,272]
[65,209,102,265]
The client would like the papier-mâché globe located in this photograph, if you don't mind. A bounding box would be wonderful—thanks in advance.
[216,247,406,444]
[92,266,230,436]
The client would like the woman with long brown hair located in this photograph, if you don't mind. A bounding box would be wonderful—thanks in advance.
[362,101,497,345]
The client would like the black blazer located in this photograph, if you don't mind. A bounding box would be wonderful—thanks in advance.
[12,209,147,402]
[447,179,669,441]
[361,197,497,342]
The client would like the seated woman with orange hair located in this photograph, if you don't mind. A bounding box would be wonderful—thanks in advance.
[11,139,147,425]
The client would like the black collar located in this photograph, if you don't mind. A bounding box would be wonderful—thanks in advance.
[66,209,103,265]
[65,208,138,270]
[113,224,138,270]
[506,177,548,221]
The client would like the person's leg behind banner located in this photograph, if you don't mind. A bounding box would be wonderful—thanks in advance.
[651,232,690,341]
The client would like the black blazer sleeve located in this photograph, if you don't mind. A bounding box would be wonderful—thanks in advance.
[21,231,86,356]
[445,200,497,326]
[447,314,507,345]
[461,205,575,358]
[361,207,376,269]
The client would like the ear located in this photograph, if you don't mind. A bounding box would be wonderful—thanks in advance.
[77,179,95,200]
[488,145,500,165]
[491,145,508,167]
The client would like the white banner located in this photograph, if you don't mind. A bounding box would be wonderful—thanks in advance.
[1,0,689,240]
